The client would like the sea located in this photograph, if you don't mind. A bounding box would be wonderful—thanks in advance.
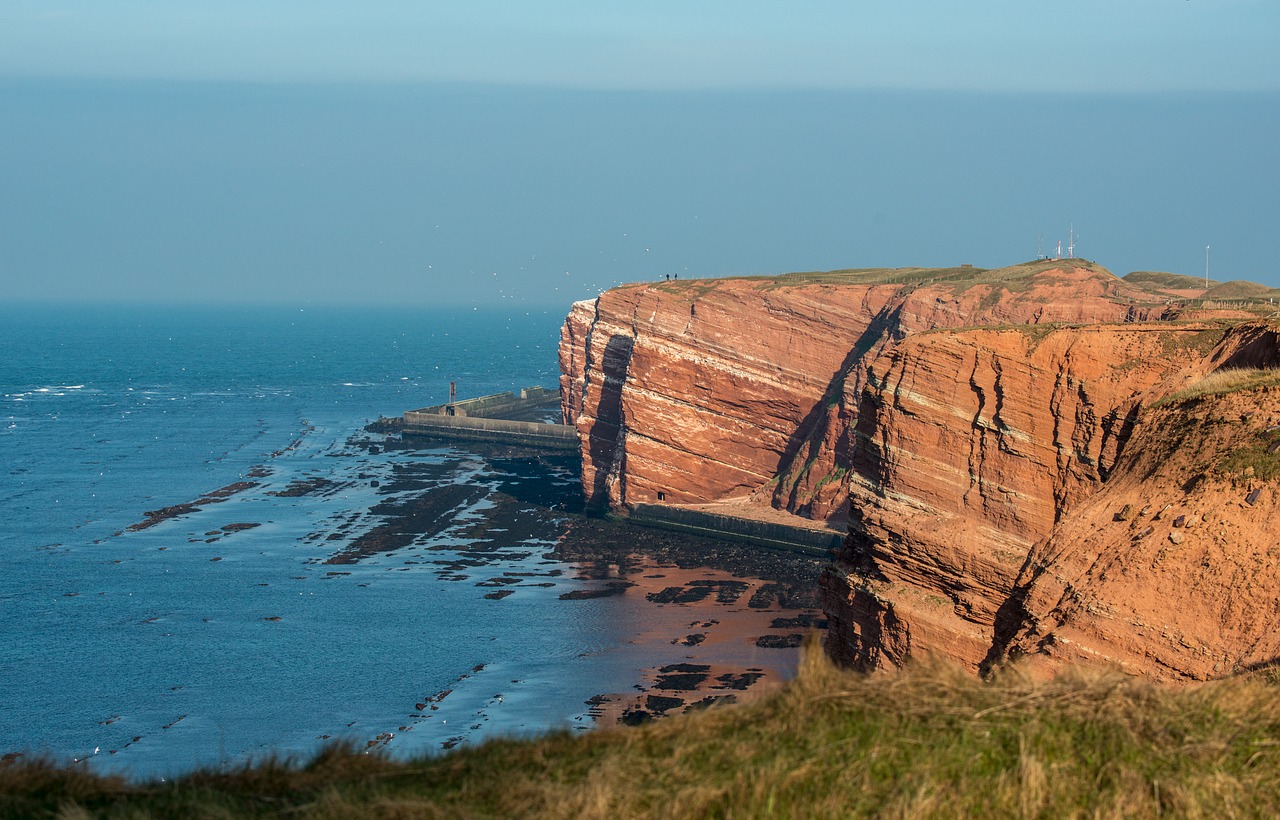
[1,304,822,780]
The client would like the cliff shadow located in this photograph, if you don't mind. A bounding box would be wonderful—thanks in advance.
[1221,655,1280,678]
[980,583,1034,676]
[1216,326,1280,369]
[583,334,635,510]
[772,302,905,514]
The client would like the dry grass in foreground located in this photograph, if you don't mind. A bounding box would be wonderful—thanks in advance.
[6,644,1280,818]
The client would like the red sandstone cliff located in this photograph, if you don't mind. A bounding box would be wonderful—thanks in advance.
[559,277,904,513]
[821,322,1234,672]
[992,324,1280,681]
[560,261,1166,517]
[559,261,1280,681]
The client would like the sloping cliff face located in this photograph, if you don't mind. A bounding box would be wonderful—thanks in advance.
[821,324,1225,671]
[823,320,1280,678]
[560,261,1280,680]
[992,326,1280,681]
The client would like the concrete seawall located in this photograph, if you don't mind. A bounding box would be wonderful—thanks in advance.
[401,411,578,450]
[413,386,560,419]
[627,503,842,558]
[399,385,576,450]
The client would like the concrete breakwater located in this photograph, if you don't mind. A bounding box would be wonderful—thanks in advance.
[401,386,577,450]
[402,412,578,449]
[416,386,559,419]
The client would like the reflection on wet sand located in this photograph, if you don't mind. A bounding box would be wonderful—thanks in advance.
[539,482,826,726]
[337,436,829,737]
[571,556,824,724]
[102,431,828,759]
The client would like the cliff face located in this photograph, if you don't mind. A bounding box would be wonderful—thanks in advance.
[560,261,1280,680]
[823,320,1280,678]
[560,262,1162,517]
[822,324,1224,671]
[994,326,1280,681]
[559,278,903,512]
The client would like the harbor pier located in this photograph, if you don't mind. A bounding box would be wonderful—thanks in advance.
[400,386,577,450]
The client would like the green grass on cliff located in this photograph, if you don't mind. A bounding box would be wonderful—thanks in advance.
[1123,270,1218,291]
[1201,280,1277,300]
[765,259,1107,290]
[8,644,1280,818]
[655,259,1119,294]
[766,264,990,287]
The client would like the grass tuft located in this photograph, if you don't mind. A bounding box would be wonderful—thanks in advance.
[1160,367,1280,405]
[8,642,1280,817]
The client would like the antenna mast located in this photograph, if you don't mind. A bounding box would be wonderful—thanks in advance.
[1205,244,1210,290]
[1068,223,1076,259]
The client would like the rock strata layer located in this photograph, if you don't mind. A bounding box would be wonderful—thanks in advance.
[560,261,1280,680]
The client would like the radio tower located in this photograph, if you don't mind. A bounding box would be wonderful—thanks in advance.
[1068,223,1076,259]
[1205,244,1210,290]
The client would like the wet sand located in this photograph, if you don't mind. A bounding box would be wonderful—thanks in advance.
[107,430,827,749]
[555,514,824,721]
[370,436,828,727]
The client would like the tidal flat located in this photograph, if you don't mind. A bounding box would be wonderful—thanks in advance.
[4,424,824,780]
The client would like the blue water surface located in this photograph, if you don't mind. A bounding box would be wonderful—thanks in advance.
[1,304,652,777]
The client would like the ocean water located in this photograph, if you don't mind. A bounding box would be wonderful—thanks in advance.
[0,304,820,779]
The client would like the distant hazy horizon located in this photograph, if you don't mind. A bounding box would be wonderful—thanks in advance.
[3,80,1275,308]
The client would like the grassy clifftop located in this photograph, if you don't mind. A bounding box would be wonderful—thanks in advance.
[1123,270,1217,290]
[7,644,1280,818]
[649,258,1110,290]
[635,260,1279,323]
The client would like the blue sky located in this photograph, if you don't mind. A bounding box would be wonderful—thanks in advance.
[3,1,1277,91]
[1,3,1277,306]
